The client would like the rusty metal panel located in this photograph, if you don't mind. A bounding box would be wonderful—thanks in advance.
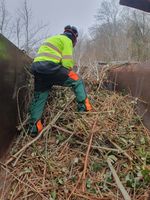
[120,0,150,12]
[0,34,32,158]
[106,62,150,130]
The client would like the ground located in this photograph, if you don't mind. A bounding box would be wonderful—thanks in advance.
[0,84,150,200]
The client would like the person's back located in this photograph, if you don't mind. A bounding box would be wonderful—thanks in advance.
[34,34,74,69]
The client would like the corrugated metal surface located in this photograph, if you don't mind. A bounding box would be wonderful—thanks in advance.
[120,0,150,12]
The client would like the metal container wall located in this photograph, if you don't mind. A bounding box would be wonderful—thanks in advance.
[120,0,150,12]
[107,62,150,130]
[0,34,32,158]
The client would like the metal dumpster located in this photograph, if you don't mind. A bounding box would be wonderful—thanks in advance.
[120,0,150,12]
[0,34,32,158]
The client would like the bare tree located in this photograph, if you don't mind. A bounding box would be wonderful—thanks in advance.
[16,0,49,55]
[16,18,21,48]
[127,10,150,61]
[21,0,30,52]
[96,0,120,25]
[74,31,89,70]
[0,0,12,37]
[94,0,124,60]
[86,0,150,62]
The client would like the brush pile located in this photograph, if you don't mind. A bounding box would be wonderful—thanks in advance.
[1,73,150,200]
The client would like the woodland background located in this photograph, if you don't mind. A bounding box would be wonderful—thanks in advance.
[1,0,150,65]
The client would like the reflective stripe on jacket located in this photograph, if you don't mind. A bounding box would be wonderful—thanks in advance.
[33,34,74,69]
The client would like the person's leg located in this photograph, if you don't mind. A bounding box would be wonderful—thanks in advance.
[63,71,92,111]
[28,72,52,136]
[52,68,92,112]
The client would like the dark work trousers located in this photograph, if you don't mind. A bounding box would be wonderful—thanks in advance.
[29,61,92,134]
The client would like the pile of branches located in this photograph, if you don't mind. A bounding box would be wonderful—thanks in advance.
[1,77,150,200]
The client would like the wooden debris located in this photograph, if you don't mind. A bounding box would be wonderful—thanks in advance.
[1,75,150,200]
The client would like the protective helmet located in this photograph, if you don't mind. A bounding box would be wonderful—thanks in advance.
[64,25,78,46]
[64,25,78,38]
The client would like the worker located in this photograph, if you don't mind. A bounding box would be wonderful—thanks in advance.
[28,25,92,136]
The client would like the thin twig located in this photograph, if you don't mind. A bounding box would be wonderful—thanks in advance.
[108,139,133,161]
[107,158,131,200]
[67,173,82,200]
[5,97,75,165]
[82,115,99,192]
[74,193,112,200]
[0,162,49,200]
[76,141,120,152]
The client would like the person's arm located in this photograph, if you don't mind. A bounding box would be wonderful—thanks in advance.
[61,39,74,69]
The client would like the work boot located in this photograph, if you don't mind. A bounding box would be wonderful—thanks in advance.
[77,98,92,112]
[29,120,43,137]
[77,102,86,112]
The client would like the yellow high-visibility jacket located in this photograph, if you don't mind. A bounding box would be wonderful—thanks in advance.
[33,34,74,69]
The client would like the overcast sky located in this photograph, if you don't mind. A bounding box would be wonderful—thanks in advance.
[5,0,101,35]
